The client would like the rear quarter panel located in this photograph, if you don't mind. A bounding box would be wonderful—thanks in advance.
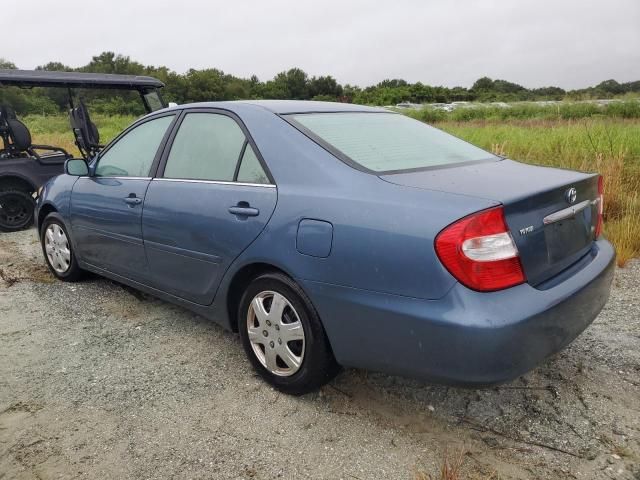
[212,106,499,304]
[244,179,498,300]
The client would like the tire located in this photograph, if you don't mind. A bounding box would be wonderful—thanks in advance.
[40,215,83,282]
[0,190,35,232]
[238,272,340,395]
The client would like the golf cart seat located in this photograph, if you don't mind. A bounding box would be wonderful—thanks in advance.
[0,105,70,161]
[69,99,102,159]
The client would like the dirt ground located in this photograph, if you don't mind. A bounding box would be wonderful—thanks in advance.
[1,229,638,480]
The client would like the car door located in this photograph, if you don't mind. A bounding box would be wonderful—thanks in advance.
[142,109,277,305]
[70,113,176,281]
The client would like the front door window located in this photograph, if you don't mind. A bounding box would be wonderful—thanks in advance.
[96,115,174,177]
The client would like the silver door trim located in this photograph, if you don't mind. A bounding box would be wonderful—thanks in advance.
[80,176,153,180]
[153,178,276,188]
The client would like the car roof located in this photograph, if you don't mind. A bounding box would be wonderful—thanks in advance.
[0,69,164,90]
[178,100,389,115]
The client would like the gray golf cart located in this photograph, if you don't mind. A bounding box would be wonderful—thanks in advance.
[0,69,165,231]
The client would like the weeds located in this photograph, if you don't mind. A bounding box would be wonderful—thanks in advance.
[405,100,640,124]
[604,192,640,264]
[414,447,476,480]
[25,113,135,157]
[437,448,466,480]
[0,267,19,286]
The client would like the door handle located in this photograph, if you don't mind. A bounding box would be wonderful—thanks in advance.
[123,196,142,206]
[228,205,259,217]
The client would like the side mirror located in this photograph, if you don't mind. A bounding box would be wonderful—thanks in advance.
[65,158,89,176]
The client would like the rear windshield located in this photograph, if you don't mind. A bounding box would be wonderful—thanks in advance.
[289,112,496,173]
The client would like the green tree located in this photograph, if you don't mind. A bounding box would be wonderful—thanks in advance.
[82,52,144,75]
[183,68,226,102]
[36,61,72,72]
[266,68,309,99]
[2,50,638,115]
[0,58,17,69]
[596,79,625,95]
[471,77,494,91]
[224,79,250,100]
[309,75,342,99]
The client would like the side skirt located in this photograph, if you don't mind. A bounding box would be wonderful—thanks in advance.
[78,260,232,330]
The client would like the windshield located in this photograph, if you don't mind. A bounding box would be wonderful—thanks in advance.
[289,112,497,173]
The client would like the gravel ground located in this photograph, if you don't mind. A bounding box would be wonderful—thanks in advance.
[1,229,639,480]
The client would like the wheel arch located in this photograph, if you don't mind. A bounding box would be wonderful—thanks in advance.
[37,203,58,232]
[0,173,36,193]
[226,262,289,332]
[226,262,316,333]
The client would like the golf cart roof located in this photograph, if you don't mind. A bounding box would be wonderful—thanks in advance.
[0,69,164,91]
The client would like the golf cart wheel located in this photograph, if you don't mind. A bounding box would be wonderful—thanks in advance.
[0,190,35,232]
[40,214,83,281]
[238,272,340,395]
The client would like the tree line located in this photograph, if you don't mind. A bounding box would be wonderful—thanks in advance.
[1,52,639,116]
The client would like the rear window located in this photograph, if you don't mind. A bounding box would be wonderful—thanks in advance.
[289,112,496,173]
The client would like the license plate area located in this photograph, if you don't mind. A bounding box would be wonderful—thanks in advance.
[544,212,592,263]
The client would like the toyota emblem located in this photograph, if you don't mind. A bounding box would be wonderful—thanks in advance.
[565,187,577,204]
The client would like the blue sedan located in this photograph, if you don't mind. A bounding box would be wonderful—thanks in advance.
[36,101,615,394]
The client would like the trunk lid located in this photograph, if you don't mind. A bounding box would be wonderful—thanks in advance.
[381,159,600,286]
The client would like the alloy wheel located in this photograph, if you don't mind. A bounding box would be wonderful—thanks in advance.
[246,290,306,377]
[44,223,71,274]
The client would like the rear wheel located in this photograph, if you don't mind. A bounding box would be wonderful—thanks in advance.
[40,215,83,281]
[238,272,339,395]
[0,190,35,232]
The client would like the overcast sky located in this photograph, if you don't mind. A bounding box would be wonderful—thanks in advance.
[5,0,640,89]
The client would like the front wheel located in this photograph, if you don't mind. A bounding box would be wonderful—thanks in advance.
[40,215,83,281]
[0,190,35,232]
[238,272,339,395]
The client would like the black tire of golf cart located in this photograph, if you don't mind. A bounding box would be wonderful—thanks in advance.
[0,190,35,232]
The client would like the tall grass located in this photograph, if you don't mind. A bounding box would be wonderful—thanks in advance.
[405,100,640,124]
[25,113,135,157]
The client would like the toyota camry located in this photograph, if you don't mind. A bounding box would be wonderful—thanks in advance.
[35,101,615,394]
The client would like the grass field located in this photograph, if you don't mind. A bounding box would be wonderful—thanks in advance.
[404,99,640,123]
[23,113,640,265]
[25,114,134,156]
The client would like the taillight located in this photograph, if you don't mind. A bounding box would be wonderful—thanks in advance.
[435,206,526,292]
[595,175,604,238]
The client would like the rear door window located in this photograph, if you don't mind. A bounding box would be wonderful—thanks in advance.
[163,113,246,181]
[237,145,269,184]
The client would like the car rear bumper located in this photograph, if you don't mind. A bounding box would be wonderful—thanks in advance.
[300,239,615,385]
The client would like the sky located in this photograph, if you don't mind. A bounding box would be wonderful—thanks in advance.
[4,0,640,89]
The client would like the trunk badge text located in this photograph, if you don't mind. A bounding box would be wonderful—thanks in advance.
[565,187,577,204]
[519,225,534,236]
